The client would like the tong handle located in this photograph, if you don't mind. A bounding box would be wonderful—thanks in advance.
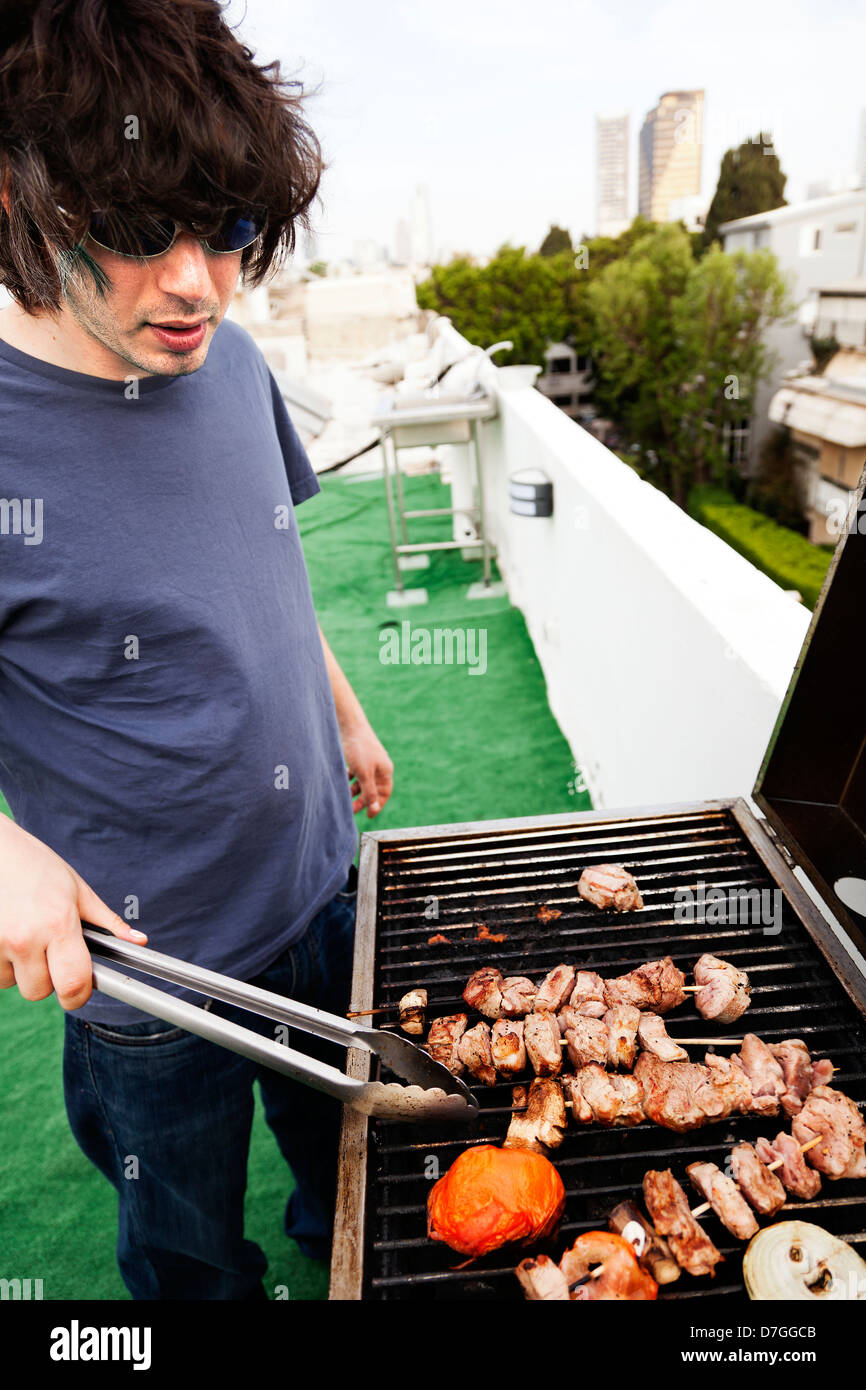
[91,962,365,1106]
[83,926,369,1050]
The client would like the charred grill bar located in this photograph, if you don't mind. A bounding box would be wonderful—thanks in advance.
[330,800,866,1299]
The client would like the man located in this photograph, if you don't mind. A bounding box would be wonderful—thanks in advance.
[0,0,393,1298]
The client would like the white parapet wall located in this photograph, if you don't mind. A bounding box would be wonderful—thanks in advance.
[439,326,813,809]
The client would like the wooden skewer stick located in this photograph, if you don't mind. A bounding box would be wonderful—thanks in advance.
[690,1135,823,1217]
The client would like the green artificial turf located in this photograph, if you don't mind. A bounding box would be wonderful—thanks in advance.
[0,470,587,1301]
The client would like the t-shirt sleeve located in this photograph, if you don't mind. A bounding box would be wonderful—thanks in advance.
[268,369,321,506]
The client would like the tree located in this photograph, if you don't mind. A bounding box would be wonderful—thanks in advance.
[414,218,660,369]
[749,425,809,533]
[588,226,791,506]
[415,245,572,367]
[703,136,787,248]
[538,225,573,257]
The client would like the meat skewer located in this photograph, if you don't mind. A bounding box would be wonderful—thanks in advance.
[690,1135,822,1219]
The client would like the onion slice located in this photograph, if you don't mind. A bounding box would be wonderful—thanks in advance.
[744,1221,866,1301]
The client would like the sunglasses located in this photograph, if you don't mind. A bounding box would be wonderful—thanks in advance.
[85,209,265,259]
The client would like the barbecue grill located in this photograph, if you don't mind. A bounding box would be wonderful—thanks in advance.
[330,470,866,1302]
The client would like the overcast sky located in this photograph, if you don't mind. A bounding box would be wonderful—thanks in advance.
[225,0,866,263]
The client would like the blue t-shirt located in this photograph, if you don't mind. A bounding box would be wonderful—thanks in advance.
[0,317,357,1023]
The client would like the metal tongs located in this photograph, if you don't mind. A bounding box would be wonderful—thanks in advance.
[84,927,478,1123]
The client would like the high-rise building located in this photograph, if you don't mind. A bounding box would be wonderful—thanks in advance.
[595,112,630,238]
[638,91,705,223]
[409,183,434,267]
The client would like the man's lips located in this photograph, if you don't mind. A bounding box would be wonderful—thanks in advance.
[147,319,208,351]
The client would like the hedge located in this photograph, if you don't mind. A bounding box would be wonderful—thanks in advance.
[687,486,833,609]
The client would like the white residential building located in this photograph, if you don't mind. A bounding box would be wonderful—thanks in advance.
[719,190,866,472]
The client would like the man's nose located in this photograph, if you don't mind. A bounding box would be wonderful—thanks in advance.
[153,233,212,302]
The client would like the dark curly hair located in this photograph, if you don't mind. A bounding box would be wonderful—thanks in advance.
[0,0,326,312]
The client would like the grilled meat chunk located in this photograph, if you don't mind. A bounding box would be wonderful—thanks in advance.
[567,1064,645,1127]
[506,1085,537,1150]
[564,1016,609,1069]
[559,1231,658,1301]
[737,1033,785,1115]
[811,1057,835,1088]
[703,1052,755,1115]
[604,957,686,1014]
[686,1161,759,1241]
[637,1012,688,1063]
[609,1201,681,1285]
[462,967,504,1019]
[755,1132,822,1200]
[693,954,751,1024]
[426,1014,468,1075]
[524,1010,563,1077]
[398,988,427,1035]
[559,1005,585,1036]
[534,965,576,1013]
[457,1020,496,1086]
[505,1078,568,1153]
[643,1169,723,1278]
[515,1254,570,1301]
[500,976,537,1018]
[635,1052,726,1132]
[770,1039,829,1117]
[605,1003,641,1069]
[577,864,644,913]
[491,1018,526,1076]
[567,970,607,1017]
[729,1141,787,1214]
[792,1086,866,1179]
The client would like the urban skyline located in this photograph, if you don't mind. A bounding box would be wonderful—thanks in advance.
[225,0,866,265]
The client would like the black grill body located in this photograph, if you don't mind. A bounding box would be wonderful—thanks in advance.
[330,800,866,1300]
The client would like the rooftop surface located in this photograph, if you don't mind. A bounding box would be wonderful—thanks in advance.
[0,470,586,1299]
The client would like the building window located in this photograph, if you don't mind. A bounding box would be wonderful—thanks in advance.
[723,418,751,467]
[799,224,823,255]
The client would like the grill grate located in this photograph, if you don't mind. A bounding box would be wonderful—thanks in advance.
[335,804,866,1301]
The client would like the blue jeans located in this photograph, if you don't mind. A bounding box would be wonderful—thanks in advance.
[62,872,357,1300]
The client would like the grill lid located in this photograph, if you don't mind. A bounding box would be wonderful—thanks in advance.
[753,463,866,956]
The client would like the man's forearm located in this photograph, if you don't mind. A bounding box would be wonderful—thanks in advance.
[318,625,394,817]
[318,625,370,736]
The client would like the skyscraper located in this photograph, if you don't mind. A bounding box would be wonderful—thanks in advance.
[596,112,630,238]
[638,91,705,223]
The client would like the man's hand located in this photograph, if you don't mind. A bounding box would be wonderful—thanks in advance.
[0,815,147,1010]
[342,724,394,818]
[317,625,394,818]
